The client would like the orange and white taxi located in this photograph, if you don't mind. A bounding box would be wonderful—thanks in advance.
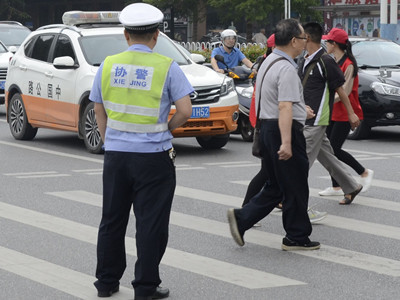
[5,11,238,153]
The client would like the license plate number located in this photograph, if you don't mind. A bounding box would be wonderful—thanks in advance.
[191,106,209,118]
[0,81,5,90]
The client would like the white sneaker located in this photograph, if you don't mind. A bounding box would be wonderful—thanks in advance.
[308,207,327,224]
[360,169,374,193]
[318,187,343,196]
[253,222,261,227]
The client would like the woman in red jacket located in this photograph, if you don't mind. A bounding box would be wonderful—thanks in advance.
[320,28,374,197]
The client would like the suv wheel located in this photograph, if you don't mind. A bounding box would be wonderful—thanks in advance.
[8,93,38,140]
[239,116,254,142]
[347,120,371,140]
[196,134,230,149]
[82,102,103,154]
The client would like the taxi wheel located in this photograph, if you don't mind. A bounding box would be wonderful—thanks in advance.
[8,93,38,140]
[82,102,103,154]
[196,134,230,149]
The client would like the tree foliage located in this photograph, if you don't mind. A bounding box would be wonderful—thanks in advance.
[123,0,322,41]
[0,0,30,22]
[208,0,322,25]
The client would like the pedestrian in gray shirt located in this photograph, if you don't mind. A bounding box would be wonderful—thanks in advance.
[227,19,320,251]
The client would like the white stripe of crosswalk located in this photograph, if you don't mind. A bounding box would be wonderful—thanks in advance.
[318,175,400,190]
[0,200,305,289]
[232,180,400,213]
[47,189,400,278]
[0,246,133,300]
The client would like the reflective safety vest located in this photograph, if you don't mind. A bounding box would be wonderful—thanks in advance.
[101,51,173,133]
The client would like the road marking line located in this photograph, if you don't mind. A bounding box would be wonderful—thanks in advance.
[16,174,71,179]
[343,149,400,156]
[4,171,59,176]
[203,161,253,165]
[72,169,103,172]
[176,186,400,240]
[220,164,261,168]
[351,157,387,161]
[0,141,103,163]
[0,246,133,300]
[47,190,400,277]
[318,176,400,191]
[309,188,400,213]
[0,200,304,289]
[176,167,205,171]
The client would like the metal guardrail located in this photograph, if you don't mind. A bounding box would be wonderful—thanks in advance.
[178,41,265,51]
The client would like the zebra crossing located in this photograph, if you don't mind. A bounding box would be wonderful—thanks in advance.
[0,177,399,299]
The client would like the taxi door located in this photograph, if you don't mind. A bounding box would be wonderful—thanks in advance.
[44,34,79,128]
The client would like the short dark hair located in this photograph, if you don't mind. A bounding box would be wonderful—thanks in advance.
[126,28,157,42]
[303,22,323,43]
[274,19,302,46]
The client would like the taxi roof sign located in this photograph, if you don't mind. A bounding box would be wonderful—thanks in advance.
[62,11,120,26]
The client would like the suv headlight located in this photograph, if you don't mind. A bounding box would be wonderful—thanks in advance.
[238,86,253,98]
[371,82,400,96]
[220,77,234,96]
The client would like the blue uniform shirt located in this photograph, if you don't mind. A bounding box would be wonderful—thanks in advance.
[211,46,246,69]
[89,44,194,153]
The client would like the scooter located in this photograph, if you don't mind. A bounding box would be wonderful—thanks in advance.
[214,54,255,142]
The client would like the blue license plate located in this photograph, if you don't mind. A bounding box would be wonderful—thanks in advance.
[191,106,210,118]
[0,81,5,90]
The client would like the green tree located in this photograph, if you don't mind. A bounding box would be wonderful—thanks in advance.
[208,0,322,42]
[208,0,273,42]
[126,0,207,41]
[0,0,30,23]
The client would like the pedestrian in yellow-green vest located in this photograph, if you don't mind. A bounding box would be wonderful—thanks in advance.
[89,3,193,300]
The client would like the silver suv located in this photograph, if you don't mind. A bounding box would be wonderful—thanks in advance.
[0,40,13,104]
[0,21,31,51]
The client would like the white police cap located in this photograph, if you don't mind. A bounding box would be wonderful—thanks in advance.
[119,3,164,32]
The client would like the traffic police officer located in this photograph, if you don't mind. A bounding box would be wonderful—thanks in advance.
[90,3,193,300]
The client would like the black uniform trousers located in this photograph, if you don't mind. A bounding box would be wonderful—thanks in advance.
[236,120,312,243]
[95,150,176,297]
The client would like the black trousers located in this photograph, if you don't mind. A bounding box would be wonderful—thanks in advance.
[236,120,312,243]
[326,121,365,187]
[241,159,268,207]
[95,151,176,297]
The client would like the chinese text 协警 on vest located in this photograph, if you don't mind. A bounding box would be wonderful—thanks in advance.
[101,51,173,133]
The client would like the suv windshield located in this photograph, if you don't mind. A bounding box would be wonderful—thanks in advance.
[0,26,31,47]
[353,41,400,67]
[80,34,190,66]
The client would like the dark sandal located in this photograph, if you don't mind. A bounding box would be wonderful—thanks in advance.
[340,185,363,205]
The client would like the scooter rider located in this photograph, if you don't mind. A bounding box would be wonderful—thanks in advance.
[211,29,254,74]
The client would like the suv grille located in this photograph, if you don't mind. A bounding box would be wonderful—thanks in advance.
[0,68,7,80]
[190,85,220,105]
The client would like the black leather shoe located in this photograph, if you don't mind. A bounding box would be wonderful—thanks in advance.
[135,286,170,300]
[153,286,169,299]
[97,285,119,297]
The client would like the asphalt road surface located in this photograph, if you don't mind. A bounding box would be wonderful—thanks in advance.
[0,105,399,299]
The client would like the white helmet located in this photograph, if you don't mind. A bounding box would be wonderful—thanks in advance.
[221,29,237,48]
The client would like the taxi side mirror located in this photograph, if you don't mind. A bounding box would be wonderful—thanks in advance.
[53,56,78,69]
